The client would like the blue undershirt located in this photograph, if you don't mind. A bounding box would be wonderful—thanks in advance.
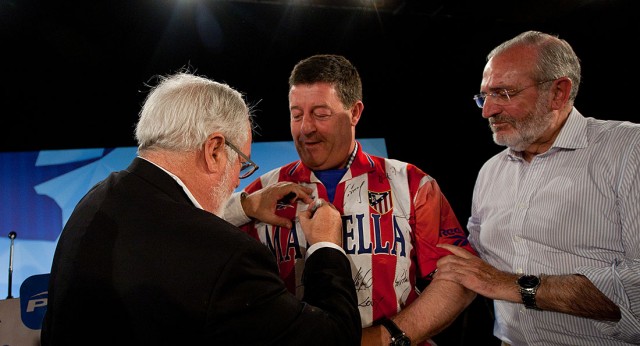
[314,168,347,202]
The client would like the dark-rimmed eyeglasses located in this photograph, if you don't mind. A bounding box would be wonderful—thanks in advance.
[225,141,259,179]
[473,79,555,108]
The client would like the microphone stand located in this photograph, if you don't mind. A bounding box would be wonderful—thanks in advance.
[7,231,16,299]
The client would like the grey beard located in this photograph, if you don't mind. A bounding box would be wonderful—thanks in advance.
[211,158,235,216]
[493,96,553,151]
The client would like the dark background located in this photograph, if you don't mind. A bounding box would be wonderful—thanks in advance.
[1,0,638,344]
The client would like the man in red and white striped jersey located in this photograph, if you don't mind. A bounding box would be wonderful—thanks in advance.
[224,54,476,346]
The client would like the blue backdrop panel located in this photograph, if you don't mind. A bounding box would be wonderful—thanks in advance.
[0,139,387,297]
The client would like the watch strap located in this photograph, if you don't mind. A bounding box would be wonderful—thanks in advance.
[520,287,539,309]
[379,317,409,345]
[518,275,541,310]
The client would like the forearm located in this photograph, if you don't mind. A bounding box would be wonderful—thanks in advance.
[536,274,620,321]
[395,280,475,343]
[474,271,621,321]
[435,244,623,322]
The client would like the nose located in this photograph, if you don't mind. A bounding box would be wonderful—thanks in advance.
[481,98,501,119]
[300,114,317,135]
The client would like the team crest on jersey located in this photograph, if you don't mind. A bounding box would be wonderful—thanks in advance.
[368,190,392,215]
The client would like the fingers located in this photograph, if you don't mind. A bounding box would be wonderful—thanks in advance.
[276,192,297,205]
[245,183,314,211]
[297,198,335,225]
[242,182,327,230]
[309,198,325,215]
[297,199,342,246]
[274,183,314,205]
[437,243,474,259]
[298,198,327,220]
[434,245,474,281]
[270,216,293,229]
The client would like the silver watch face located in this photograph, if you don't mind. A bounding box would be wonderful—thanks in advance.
[518,275,540,289]
[392,334,411,346]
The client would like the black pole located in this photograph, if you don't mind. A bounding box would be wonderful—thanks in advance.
[7,231,16,299]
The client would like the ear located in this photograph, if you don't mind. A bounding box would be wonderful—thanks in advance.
[349,101,364,126]
[203,133,226,173]
[549,77,572,110]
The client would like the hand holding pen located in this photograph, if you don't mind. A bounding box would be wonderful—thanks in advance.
[297,198,342,247]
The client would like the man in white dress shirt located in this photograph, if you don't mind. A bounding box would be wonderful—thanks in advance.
[433,30,640,345]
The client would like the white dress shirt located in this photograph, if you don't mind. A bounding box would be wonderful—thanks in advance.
[468,108,640,345]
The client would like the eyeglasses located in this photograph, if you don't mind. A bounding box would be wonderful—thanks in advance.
[473,79,555,108]
[225,140,259,179]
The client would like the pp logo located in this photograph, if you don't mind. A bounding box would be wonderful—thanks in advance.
[19,273,50,330]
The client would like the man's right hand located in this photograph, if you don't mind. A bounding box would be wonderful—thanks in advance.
[297,199,343,247]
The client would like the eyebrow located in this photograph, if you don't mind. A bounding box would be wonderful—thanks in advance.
[485,84,515,91]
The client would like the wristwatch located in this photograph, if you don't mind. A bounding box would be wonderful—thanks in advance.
[517,274,541,310]
[380,317,411,346]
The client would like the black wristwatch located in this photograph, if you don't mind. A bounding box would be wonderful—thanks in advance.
[380,317,411,346]
[517,274,541,310]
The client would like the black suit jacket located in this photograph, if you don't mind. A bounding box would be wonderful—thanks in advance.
[41,157,360,345]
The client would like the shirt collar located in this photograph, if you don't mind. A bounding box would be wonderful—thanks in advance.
[549,107,588,150]
[507,107,587,159]
[137,156,204,210]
